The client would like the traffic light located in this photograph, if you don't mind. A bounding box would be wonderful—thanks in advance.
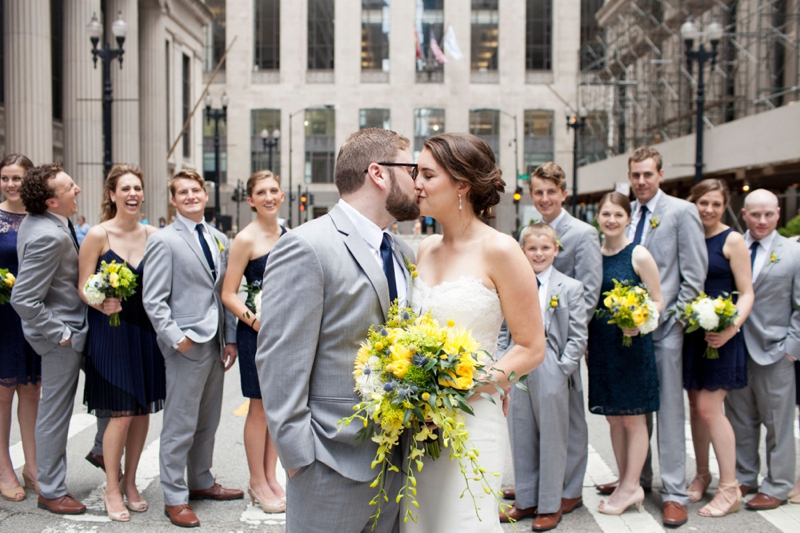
[513,186,523,204]
[231,188,240,202]
[299,192,308,212]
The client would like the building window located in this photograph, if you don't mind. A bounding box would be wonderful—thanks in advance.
[51,0,63,120]
[254,0,280,71]
[523,110,554,172]
[203,107,227,186]
[580,0,604,71]
[308,0,334,70]
[471,0,498,72]
[362,0,390,72]
[414,108,445,157]
[526,0,551,70]
[305,108,336,183]
[251,109,281,174]
[204,0,226,72]
[360,109,391,130]
[469,109,500,158]
[182,54,191,159]
[416,0,444,83]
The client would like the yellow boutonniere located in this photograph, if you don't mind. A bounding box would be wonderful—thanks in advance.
[214,236,225,252]
[556,238,563,251]
[549,295,559,308]
[404,256,419,279]
[650,216,660,230]
[770,252,779,264]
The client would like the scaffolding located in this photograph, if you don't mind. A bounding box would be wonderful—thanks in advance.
[578,0,800,164]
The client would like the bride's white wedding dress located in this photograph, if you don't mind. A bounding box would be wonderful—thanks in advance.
[402,276,507,533]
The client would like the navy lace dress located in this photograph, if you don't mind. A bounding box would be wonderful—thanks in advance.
[683,228,747,391]
[237,226,286,399]
[0,209,40,386]
[588,243,660,415]
[84,250,166,417]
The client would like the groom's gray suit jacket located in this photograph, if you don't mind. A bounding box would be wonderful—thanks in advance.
[257,205,414,482]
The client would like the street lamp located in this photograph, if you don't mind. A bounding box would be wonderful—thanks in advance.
[205,92,228,221]
[288,105,333,228]
[260,128,280,172]
[88,11,127,177]
[566,107,588,216]
[681,17,723,184]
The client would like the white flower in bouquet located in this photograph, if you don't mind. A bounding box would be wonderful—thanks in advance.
[639,305,660,335]
[83,275,107,305]
[253,290,262,321]
[693,298,720,331]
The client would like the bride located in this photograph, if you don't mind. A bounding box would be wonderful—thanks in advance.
[403,133,545,532]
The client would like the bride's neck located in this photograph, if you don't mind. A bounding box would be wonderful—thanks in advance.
[437,210,481,244]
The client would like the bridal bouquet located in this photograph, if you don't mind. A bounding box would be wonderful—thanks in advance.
[676,293,738,359]
[83,260,138,326]
[596,279,660,347]
[0,268,15,305]
[339,302,523,526]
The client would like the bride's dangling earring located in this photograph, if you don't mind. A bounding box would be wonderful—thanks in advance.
[458,194,462,210]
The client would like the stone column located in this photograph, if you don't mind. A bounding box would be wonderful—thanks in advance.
[3,0,53,164]
[139,0,169,222]
[106,0,140,167]
[63,0,103,224]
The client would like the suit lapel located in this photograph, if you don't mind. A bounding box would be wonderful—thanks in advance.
[174,223,215,280]
[329,206,391,319]
[755,236,782,291]
[544,271,564,334]
[643,193,668,248]
[44,212,79,254]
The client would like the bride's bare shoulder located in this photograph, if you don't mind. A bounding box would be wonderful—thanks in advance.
[416,234,442,259]
[481,228,521,257]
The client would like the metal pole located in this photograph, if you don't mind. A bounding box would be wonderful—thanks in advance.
[267,141,275,172]
[297,184,302,226]
[288,114,294,228]
[694,46,706,185]
[213,115,221,221]
[572,128,578,216]
[235,179,242,233]
[102,46,113,177]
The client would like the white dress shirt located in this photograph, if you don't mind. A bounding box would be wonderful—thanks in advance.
[628,189,663,244]
[338,200,408,305]
[536,265,553,317]
[546,209,567,230]
[745,230,777,283]
[175,212,220,270]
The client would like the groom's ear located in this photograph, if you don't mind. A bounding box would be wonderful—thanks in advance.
[365,163,387,190]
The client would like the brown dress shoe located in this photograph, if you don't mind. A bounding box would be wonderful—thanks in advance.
[739,484,758,497]
[188,482,244,501]
[561,497,583,514]
[85,452,123,481]
[164,504,200,528]
[596,481,618,495]
[502,488,516,500]
[499,504,537,522]
[745,493,786,510]
[38,494,86,515]
[663,501,688,528]
[532,509,563,531]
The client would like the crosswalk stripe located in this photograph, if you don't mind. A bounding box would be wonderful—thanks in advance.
[10,413,96,472]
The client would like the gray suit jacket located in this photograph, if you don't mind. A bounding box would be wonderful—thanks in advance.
[633,193,708,341]
[142,222,236,356]
[498,269,587,376]
[11,212,88,355]
[741,233,800,366]
[553,211,603,314]
[257,205,414,482]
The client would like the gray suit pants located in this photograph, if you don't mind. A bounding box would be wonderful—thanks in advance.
[287,460,401,533]
[160,338,224,506]
[37,345,83,499]
[563,367,588,499]
[91,417,109,456]
[725,356,797,499]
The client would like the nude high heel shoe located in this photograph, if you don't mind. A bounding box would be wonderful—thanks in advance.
[598,486,645,516]
[247,485,286,514]
[103,490,131,522]
[22,470,39,494]
[698,482,742,517]
[687,472,712,503]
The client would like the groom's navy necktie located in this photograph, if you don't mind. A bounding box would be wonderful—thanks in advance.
[632,205,649,245]
[195,223,217,280]
[67,219,79,249]
[750,241,759,270]
[380,233,398,304]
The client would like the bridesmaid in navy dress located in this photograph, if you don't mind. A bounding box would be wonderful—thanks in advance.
[0,154,39,501]
[683,179,753,517]
[78,164,163,522]
[222,170,286,513]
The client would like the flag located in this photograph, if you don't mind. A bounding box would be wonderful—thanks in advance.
[443,25,463,61]
[430,29,447,64]
[414,29,422,60]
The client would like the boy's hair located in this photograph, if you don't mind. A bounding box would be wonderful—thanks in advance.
[519,222,558,247]
[529,161,567,193]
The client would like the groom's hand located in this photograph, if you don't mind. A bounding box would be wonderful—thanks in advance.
[222,343,238,371]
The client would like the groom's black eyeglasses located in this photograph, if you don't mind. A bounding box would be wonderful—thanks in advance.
[364,162,419,181]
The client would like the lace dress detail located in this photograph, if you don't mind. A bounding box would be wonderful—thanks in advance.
[402,276,506,533]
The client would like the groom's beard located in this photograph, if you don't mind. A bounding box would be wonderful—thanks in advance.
[385,170,420,221]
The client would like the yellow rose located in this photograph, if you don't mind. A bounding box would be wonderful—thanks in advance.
[604,296,614,308]
[391,358,410,378]
[632,309,645,326]
[4,273,15,287]
[713,300,725,313]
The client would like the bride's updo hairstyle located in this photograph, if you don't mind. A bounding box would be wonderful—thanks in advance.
[423,132,505,220]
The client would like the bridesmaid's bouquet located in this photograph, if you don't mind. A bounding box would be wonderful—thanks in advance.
[677,293,739,359]
[596,279,660,347]
[83,260,138,326]
[338,302,525,526]
[0,268,15,305]
[242,280,262,323]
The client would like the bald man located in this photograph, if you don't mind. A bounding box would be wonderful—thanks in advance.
[724,189,799,510]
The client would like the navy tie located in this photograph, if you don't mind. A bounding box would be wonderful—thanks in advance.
[380,233,398,304]
[750,241,759,270]
[195,224,217,280]
[632,205,649,245]
[537,277,541,289]
[67,219,79,249]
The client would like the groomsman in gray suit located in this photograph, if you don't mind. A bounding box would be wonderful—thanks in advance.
[725,189,799,510]
[143,169,241,528]
[624,146,707,527]
[257,129,420,533]
[11,163,88,514]
[499,223,588,531]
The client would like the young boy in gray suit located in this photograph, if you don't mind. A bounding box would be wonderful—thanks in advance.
[499,223,588,531]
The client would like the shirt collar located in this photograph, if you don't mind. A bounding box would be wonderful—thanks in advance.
[337,199,387,252]
[175,212,207,233]
[640,189,663,212]
[546,209,567,230]
[536,265,553,287]
[48,211,70,228]
[745,229,777,250]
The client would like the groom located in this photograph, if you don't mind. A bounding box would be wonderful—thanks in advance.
[257,128,420,533]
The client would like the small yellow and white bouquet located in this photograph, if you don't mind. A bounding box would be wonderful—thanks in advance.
[83,260,138,326]
[596,279,660,347]
[0,268,15,305]
[339,302,526,527]
[677,293,739,359]
[242,280,262,323]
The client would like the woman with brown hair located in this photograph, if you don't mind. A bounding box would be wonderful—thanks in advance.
[221,170,286,513]
[0,154,39,501]
[684,178,753,517]
[78,164,164,521]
